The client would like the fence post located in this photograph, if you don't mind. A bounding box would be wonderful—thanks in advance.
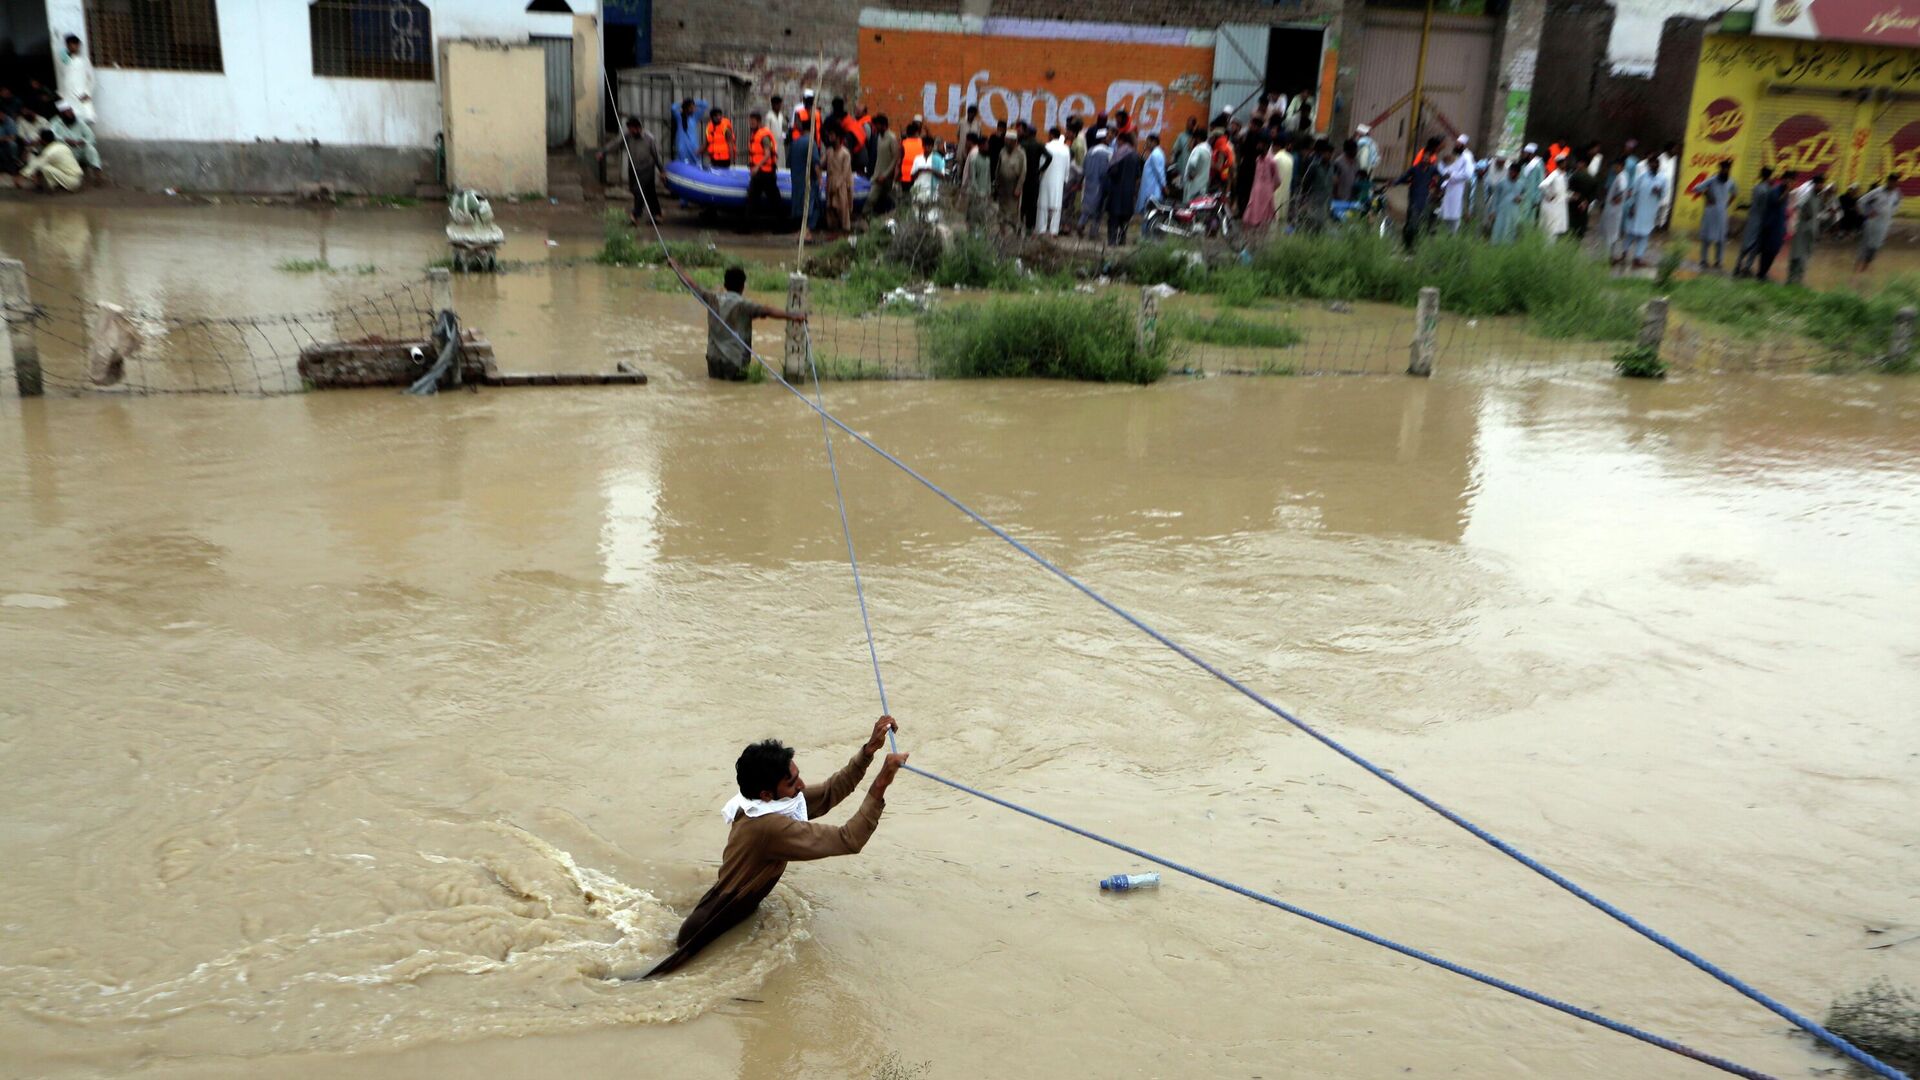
[429,267,453,315]
[0,259,42,397]
[785,272,809,382]
[426,268,458,386]
[0,292,14,400]
[1408,286,1438,377]
[1137,285,1160,357]
[1638,296,1669,357]
[1890,306,1916,368]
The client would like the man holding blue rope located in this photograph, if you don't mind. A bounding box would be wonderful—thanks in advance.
[641,716,907,978]
[667,257,808,381]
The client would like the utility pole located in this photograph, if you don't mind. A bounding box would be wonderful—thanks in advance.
[1407,0,1436,168]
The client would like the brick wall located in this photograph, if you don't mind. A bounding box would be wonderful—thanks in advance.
[655,0,1354,127]
[1525,9,1705,155]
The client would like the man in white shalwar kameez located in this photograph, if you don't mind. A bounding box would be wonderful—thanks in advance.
[1034,128,1071,236]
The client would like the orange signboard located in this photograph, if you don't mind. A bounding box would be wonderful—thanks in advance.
[856,11,1214,143]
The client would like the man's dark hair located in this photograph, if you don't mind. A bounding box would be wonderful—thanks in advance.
[625,116,641,129]
[772,95,784,106]
[724,266,747,293]
[1047,125,1060,138]
[1425,136,1443,151]
[65,34,81,46]
[1891,173,1904,184]
[737,739,794,798]
[874,114,889,130]
[966,103,979,118]
[1758,165,1774,179]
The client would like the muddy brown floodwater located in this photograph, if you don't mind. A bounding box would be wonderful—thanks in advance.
[2,202,1918,1080]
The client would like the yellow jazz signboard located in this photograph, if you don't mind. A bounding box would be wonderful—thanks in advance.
[1676,32,1920,228]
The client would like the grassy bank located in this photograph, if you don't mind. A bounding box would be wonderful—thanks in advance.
[598,206,1918,369]
[1121,230,1643,342]
[924,295,1170,383]
[1165,311,1303,349]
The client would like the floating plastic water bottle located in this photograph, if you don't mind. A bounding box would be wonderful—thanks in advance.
[1099,872,1160,892]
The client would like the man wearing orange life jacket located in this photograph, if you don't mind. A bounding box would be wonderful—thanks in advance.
[851,105,874,175]
[792,89,822,146]
[1209,128,1234,194]
[898,121,926,186]
[746,111,782,224]
[704,107,734,168]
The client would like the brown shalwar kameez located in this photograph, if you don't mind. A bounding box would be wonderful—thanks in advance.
[825,144,854,232]
[644,748,883,977]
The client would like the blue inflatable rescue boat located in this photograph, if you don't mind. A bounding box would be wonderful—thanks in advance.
[662,162,871,211]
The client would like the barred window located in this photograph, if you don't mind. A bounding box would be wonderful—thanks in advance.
[84,0,224,73]
[310,0,433,81]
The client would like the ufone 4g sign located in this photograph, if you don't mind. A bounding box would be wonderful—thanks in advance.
[856,12,1214,142]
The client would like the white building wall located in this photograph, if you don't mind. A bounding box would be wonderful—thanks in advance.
[43,0,589,149]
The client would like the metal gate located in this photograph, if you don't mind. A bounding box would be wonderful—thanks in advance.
[1211,24,1268,121]
[1352,11,1493,170]
[1749,87,1855,200]
[1862,94,1920,213]
[535,35,574,149]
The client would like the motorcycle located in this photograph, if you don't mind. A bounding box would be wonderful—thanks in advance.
[1142,193,1239,243]
[1331,187,1390,237]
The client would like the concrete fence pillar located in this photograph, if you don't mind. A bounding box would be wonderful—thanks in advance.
[1408,286,1439,377]
[0,259,42,397]
[0,294,14,400]
[785,273,810,383]
[427,268,459,386]
[1890,306,1916,367]
[429,267,453,315]
[1137,286,1160,356]
[1638,296,1669,356]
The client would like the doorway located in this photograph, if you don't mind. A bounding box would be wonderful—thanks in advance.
[1,0,55,100]
[1266,27,1325,113]
[534,34,575,149]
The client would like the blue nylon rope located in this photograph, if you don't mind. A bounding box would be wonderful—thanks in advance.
[906,761,1776,1080]
[599,73,1898,1080]
[779,340,1766,1076]
[800,325,896,751]
[786,340,1769,1080]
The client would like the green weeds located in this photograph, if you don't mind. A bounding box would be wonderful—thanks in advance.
[1612,343,1667,378]
[1165,312,1303,349]
[923,295,1169,383]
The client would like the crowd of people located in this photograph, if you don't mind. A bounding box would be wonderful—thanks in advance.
[599,86,1910,278]
[3,34,102,194]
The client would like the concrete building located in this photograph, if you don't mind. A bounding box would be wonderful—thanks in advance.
[1528,0,1708,156]
[1673,2,1920,230]
[13,0,606,194]
[648,0,1549,171]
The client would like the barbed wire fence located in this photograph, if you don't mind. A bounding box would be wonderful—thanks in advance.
[783,284,1875,381]
[2,253,1890,396]
[2,266,438,396]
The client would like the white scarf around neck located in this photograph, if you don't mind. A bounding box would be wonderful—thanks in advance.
[721,791,808,825]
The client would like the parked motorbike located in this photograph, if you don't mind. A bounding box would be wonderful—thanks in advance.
[1142,193,1239,243]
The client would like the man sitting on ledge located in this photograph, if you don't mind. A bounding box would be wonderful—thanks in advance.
[15,130,82,193]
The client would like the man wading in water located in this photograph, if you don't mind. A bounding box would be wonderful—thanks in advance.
[640,716,908,977]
